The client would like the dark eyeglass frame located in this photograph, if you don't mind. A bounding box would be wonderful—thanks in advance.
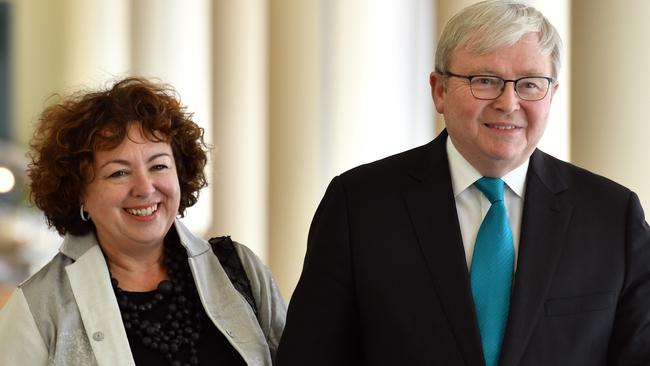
[441,71,555,101]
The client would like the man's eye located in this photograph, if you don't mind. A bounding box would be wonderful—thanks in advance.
[473,77,499,86]
[521,81,540,89]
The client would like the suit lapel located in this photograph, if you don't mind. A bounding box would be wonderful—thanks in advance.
[402,131,485,366]
[499,150,573,366]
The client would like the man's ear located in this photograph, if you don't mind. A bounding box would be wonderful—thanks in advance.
[430,72,446,114]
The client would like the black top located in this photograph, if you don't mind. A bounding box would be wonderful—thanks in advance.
[123,289,246,366]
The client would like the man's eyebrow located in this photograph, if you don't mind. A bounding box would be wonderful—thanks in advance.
[468,68,549,77]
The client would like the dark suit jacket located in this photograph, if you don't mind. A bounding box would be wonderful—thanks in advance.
[277,131,650,366]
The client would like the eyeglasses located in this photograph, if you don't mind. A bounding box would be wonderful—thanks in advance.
[442,71,555,101]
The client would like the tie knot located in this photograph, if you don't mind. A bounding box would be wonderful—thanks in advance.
[474,177,505,204]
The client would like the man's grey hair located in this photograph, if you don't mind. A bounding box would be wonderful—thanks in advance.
[435,0,563,79]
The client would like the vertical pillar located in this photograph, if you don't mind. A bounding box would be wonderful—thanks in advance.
[268,0,322,299]
[12,0,129,145]
[321,0,434,179]
[131,0,213,235]
[59,0,131,89]
[571,0,650,209]
[212,0,268,260]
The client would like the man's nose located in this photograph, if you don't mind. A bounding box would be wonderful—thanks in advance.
[493,81,521,113]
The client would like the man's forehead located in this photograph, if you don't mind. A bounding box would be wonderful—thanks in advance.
[448,35,553,76]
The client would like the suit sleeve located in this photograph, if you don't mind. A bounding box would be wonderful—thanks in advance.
[276,176,361,365]
[608,192,650,364]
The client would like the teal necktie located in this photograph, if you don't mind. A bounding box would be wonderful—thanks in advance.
[470,177,514,366]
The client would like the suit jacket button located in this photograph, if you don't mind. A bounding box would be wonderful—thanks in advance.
[92,331,104,341]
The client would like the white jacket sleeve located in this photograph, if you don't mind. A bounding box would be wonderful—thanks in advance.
[235,244,287,361]
[0,288,49,365]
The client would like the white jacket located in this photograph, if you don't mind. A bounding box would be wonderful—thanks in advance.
[0,220,286,365]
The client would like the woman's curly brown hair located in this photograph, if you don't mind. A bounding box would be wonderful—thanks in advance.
[28,77,209,236]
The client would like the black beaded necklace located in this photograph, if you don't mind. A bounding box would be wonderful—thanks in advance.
[107,237,203,366]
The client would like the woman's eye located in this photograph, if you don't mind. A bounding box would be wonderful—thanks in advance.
[108,170,128,178]
[152,164,168,171]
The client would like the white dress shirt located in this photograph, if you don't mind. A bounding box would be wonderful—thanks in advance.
[446,138,529,271]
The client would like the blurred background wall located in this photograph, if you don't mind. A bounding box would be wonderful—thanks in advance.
[0,0,647,303]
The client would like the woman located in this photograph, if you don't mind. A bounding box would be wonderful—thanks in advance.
[0,77,285,365]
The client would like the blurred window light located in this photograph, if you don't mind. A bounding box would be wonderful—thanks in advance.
[0,166,14,193]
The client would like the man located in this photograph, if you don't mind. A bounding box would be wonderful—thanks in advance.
[277,1,650,365]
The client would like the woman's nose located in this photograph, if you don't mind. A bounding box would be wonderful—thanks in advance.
[131,171,155,197]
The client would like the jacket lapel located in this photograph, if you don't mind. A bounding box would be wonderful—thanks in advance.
[402,131,485,366]
[64,236,135,366]
[174,221,273,366]
[499,150,572,366]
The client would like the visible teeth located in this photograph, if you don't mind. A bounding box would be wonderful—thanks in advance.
[126,204,158,217]
[489,124,516,130]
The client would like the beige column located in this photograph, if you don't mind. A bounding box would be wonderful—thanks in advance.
[12,0,129,145]
[131,0,213,236]
[212,1,268,260]
[320,0,434,178]
[268,0,323,299]
[571,1,650,209]
[58,0,131,89]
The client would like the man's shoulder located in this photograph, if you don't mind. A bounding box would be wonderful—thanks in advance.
[532,149,632,198]
[340,140,438,183]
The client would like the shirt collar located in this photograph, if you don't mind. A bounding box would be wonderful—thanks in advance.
[446,137,528,198]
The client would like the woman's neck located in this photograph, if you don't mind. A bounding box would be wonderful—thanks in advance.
[101,242,169,291]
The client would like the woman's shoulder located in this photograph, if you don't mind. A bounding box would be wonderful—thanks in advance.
[19,251,71,294]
